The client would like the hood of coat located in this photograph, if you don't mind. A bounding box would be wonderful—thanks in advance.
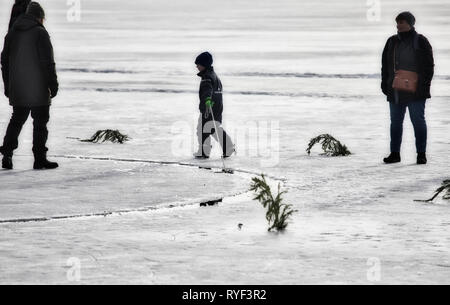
[10,0,31,18]
[11,13,43,32]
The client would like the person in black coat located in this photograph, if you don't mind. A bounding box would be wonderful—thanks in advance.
[8,0,31,30]
[381,12,434,165]
[194,52,235,159]
[0,2,59,170]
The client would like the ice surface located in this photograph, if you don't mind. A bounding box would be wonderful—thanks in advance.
[0,156,249,221]
[0,0,449,284]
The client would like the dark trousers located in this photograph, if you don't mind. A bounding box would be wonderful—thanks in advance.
[390,100,427,153]
[1,106,50,157]
[196,113,234,157]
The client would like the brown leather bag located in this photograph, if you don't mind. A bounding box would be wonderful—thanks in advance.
[392,43,419,93]
[393,70,418,93]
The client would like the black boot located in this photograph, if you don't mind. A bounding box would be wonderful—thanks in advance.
[417,153,427,165]
[194,154,209,160]
[222,144,236,159]
[0,146,13,170]
[2,156,13,170]
[33,154,59,170]
[193,145,211,160]
[383,152,401,164]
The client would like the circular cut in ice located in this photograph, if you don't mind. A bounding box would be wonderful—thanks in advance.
[0,156,248,222]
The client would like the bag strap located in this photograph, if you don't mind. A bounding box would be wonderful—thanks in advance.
[393,38,397,73]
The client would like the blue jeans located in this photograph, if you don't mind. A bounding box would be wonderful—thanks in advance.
[390,100,427,153]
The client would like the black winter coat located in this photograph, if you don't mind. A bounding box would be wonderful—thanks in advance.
[197,67,223,122]
[381,30,434,103]
[1,14,58,107]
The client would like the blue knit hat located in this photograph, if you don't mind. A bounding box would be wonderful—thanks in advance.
[195,52,213,68]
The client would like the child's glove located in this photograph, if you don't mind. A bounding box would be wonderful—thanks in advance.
[205,97,214,108]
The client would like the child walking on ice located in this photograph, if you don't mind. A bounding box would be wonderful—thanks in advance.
[194,52,235,159]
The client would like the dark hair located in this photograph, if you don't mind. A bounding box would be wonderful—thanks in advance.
[26,2,45,20]
[8,0,31,29]
[395,11,416,27]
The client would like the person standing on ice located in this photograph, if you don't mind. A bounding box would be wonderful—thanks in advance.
[193,52,235,159]
[381,12,434,165]
[0,2,59,170]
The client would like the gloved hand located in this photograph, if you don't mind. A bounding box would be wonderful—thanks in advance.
[49,86,58,98]
[205,97,214,108]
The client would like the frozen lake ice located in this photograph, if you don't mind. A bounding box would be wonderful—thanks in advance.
[0,0,449,284]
